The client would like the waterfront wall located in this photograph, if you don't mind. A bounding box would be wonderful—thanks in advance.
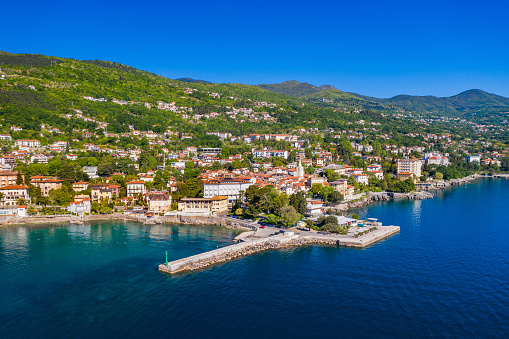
[161,215,255,231]
[159,226,400,274]
[0,213,254,231]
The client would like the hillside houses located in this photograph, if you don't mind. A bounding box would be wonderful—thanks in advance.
[0,99,506,220]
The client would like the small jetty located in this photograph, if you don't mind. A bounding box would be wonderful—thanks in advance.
[159,224,400,274]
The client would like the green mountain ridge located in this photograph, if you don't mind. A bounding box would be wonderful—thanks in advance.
[176,78,211,84]
[299,88,388,111]
[260,80,509,119]
[258,80,338,98]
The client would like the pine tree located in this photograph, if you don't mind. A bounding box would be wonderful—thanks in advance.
[16,172,23,185]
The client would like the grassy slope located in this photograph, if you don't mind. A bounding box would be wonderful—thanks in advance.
[258,80,324,97]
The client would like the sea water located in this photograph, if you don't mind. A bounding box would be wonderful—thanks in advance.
[1,178,509,338]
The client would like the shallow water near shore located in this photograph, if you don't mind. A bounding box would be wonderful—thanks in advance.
[1,178,509,337]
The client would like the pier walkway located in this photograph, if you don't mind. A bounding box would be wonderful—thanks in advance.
[159,225,400,274]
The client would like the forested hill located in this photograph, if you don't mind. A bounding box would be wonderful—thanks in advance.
[260,80,509,122]
[258,80,337,97]
[0,51,502,149]
[176,78,211,84]
[376,89,509,116]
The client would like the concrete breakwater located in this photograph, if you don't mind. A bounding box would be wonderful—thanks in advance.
[159,226,400,274]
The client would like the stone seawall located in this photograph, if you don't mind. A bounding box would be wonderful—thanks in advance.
[1,213,256,230]
[159,237,293,273]
[162,215,256,231]
[159,226,400,274]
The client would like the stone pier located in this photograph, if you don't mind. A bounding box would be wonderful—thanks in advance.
[159,225,400,274]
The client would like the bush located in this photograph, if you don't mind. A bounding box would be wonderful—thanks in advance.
[99,207,113,214]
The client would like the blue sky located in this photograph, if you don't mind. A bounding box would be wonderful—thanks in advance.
[2,0,508,98]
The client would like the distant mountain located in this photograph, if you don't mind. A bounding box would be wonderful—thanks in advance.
[447,89,509,110]
[300,88,388,111]
[378,89,509,117]
[176,78,211,84]
[346,92,384,103]
[260,81,509,119]
[259,81,390,111]
[381,94,458,113]
[258,80,337,98]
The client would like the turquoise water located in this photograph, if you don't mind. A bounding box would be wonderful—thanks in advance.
[1,178,509,337]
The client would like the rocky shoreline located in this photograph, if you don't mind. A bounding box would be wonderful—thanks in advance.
[333,190,434,211]
[333,174,482,211]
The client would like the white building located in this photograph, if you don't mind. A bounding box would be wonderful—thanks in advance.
[198,148,222,155]
[323,164,346,175]
[67,198,92,217]
[252,149,289,159]
[397,159,422,177]
[352,173,369,185]
[366,164,382,172]
[0,206,27,217]
[424,152,450,166]
[203,177,255,203]
[305,200,324,217]
[82,166,99,179]
[30,154,51,164]
[53,141,68,148]
[15,139,40,148]
[126,181,146,197]
[465,155,481,163]
[0,185,31,206]
[333,216,358,227]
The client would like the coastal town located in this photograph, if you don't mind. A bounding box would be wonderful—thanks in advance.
[3,2,509,337]
[0,118,505,232]
[0,59,508,234]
